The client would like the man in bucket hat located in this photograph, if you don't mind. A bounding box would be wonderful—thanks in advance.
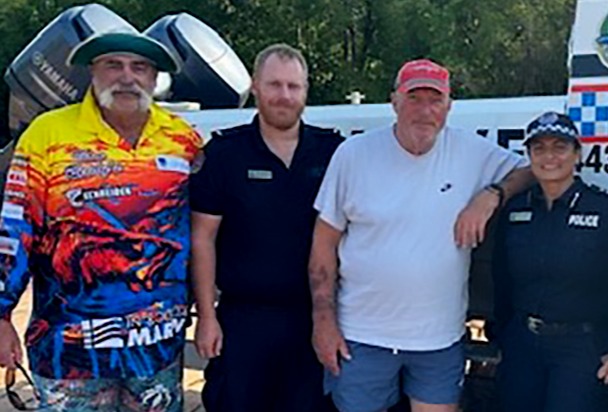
[310,58,533,412]
[0,30,202,411]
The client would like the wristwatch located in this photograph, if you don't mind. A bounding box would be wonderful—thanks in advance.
[485,183,504,205]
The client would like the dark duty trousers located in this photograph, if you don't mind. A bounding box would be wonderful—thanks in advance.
[497,318,607,412]
[202,302,336,412]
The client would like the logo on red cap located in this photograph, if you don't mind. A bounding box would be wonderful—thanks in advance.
[396,59,450,95]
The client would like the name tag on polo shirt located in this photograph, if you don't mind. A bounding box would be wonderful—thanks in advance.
[155,155,190,174]
[248,169,273,180]
[509,211,532,222]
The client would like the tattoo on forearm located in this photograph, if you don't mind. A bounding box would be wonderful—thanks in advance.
[500,167,534,200]
[310,266,337,314]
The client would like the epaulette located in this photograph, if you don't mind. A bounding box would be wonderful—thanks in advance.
[204,123,255,155]
[306,125,343,138]
[211,123,256,140]
[588,183,608,195]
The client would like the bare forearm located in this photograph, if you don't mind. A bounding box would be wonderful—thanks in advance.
[309,259,338,323]
[309,218,343,324]
[191,238,218,319]
[191,212,222,318]
[498,166,534,201]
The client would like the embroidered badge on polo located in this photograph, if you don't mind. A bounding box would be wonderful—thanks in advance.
[568,214,600,228]
[509,211,533,222]
[248,170,273,180]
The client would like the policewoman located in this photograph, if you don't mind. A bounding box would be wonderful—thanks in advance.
[492,112,608,412]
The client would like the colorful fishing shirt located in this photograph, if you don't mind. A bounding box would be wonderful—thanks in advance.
[0,89,202,379]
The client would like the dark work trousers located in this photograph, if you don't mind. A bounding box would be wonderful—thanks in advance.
[202,302,336,412]
[497,318,607,412]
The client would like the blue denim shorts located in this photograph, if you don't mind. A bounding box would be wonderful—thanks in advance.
[325,339,465,412]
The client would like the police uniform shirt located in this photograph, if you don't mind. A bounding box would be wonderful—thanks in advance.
[493,178,608,351]
[190,116,344,309]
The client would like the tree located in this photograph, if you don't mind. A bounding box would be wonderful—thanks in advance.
[0,0,581,140]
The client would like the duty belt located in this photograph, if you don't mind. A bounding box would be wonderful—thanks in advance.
[526,315,594,336]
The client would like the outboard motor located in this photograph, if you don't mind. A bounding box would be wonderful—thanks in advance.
[4,3,136,140]
[145,13,251,109]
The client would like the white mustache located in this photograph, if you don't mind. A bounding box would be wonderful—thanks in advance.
[95,82,153,112]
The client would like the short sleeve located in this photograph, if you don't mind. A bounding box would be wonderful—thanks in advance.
[314,144,349,231]
[478,141,528,187]
[189,138,226,215]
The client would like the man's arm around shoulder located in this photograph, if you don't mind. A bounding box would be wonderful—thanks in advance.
[455,166,534,248]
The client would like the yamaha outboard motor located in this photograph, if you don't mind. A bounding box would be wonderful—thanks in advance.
[4,3,136,140]
[145,13,251,109]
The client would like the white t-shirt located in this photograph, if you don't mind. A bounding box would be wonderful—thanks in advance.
[314,125,526,351]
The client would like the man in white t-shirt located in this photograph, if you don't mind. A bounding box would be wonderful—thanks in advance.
[310,59,531,412]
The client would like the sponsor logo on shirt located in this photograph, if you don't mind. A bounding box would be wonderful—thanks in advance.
[81,305,187,349]
[155,155,190,174]
[568,214,600,228]
[71,149,107,163]
[440,182,453,192]
[64,162,123,180]
[0,236,20,256]
[6,170,26,186]
[65,185,133,208]
[4,189,25,200]
[82,317,126,349]
[10,155,28,168]
[1,202,24,220]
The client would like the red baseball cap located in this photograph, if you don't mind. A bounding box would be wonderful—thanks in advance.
[395,59,450,95]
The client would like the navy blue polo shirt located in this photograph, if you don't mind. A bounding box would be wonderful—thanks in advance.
[493,178,608,350]
[190,116,344,309]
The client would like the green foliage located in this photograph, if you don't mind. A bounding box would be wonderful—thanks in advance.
[0,0,579,128]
